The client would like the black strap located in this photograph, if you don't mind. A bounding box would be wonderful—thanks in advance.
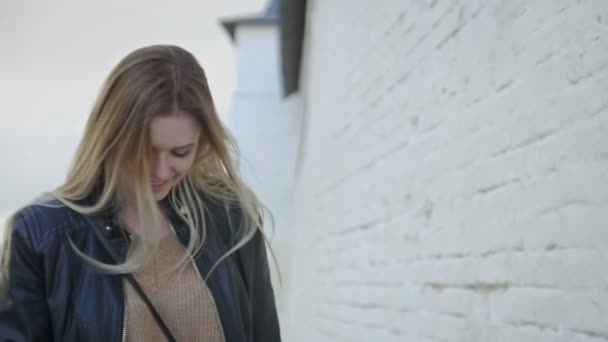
[87,217,177,342]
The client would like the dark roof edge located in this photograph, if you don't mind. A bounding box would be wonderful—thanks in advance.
[219,0,280,42]
[219,0,306,96]
[220,16,277,41]
[280,0,306,97]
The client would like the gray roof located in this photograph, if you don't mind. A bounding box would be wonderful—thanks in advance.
[220,0,280,41]
[219,0,306,97]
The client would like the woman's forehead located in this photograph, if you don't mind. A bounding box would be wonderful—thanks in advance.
[149,113,201,148]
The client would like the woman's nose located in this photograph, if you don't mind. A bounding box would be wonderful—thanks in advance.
[153,154,171,180]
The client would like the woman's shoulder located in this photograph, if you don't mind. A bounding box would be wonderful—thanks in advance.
[9,194,80,252]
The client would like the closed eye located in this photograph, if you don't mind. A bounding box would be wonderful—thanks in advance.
[172,150,191,158]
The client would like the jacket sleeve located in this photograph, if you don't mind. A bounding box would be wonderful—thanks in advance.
[248,230,281,342]
[0,215,52,342]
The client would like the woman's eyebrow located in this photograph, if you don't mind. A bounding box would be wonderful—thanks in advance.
[173,143,195,150]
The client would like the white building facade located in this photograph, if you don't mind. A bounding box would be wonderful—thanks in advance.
[228,0,608,341]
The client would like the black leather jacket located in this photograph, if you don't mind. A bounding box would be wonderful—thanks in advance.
[0,197,281,342]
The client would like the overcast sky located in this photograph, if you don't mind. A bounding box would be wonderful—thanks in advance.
[0,0,268,220]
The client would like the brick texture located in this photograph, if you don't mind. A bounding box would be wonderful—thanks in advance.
[284,1,608,341]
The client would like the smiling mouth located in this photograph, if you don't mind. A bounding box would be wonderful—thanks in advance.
[151,180,169,188]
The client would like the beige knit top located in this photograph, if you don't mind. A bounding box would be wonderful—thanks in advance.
[124,233,225,342]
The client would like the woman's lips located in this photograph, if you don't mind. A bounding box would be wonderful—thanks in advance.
[151,180,169,192]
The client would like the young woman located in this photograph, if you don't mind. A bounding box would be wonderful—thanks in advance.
[0,45,280,342]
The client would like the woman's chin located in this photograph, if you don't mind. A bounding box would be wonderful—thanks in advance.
[152,186,171,201]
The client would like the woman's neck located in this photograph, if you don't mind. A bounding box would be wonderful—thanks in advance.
[119,203,171,238]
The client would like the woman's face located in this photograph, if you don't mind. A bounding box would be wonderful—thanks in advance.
[147,113,201,201]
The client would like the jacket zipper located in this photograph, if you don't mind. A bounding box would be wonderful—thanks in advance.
[121,296,128,342]
[121,232,130,342]
[192,260,226,341]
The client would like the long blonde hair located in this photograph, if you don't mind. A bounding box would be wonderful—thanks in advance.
[1,45,269,278]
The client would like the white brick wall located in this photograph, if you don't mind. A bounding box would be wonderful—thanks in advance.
[284,1,608,341]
